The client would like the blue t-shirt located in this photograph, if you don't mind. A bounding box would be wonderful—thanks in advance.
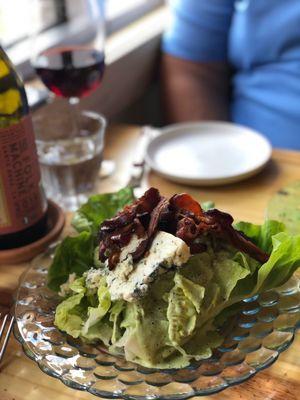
[163,0,300,150]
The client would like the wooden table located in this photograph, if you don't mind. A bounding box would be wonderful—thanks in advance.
[1,125,300,400]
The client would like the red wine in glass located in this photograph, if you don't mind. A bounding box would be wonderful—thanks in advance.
[34,46,105,98]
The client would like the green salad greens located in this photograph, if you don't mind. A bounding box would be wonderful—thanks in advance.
[48,189,300,369]
[48,187,135,292]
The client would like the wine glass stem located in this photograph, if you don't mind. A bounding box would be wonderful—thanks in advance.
[69,97,80,136]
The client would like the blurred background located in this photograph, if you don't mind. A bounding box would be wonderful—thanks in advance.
[0,0,167,125]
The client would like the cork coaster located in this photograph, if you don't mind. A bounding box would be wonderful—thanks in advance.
[0,200,65,265]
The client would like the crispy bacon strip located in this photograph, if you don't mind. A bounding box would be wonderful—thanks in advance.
[204,210,269,264]
[98,187,162,269]
[131,197,171,262]
[170,193,203,216]
[98,187,269,269]
[99,187,160,234]
[148,198,171,237]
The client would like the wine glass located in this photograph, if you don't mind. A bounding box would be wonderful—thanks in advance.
[30,0,114,182]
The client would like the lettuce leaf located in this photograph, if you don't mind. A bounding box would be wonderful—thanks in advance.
[234,220,300,293]
[124,301,171,367]
[212,256,250,300]
[69,276,86,294]
[72,187,135,235]
[235,220,285,254]
[48,232,94,292]
[81,284,112,344]
[109,300,125,344]
[167,280,197,346]
[173,273,205,313]
[254,232,300,292]
[54,292,85,338]
[201,201,215,211]
[182,327,222,361]
[55,275,112,345]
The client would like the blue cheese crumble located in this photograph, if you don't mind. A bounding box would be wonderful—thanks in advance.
[105,231,190,302]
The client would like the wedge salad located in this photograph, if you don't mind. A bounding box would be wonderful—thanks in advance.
[48,187,300,369]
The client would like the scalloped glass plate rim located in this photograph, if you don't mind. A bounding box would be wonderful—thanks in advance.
[13,247,300,399]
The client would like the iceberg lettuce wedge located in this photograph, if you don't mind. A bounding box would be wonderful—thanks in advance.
[53,214,300,369]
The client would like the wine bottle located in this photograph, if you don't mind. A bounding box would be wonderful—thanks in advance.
[0,46,48,250]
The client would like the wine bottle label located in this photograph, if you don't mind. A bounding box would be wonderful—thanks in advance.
[0,116,47,235]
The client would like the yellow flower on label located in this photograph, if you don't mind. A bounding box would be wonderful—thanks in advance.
[0,89,21,114]
[0,60,10,78]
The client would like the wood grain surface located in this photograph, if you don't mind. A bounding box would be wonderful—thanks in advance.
[0,124,300,400]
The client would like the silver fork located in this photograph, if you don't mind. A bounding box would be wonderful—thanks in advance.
[0,312,15,368]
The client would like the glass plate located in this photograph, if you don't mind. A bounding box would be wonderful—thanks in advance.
[14,245,300,399]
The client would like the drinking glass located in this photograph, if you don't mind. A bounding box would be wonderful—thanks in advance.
[34,110,106,211]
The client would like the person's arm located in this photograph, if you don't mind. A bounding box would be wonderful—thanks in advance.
[161,0,234,123]
[161,55,230,123]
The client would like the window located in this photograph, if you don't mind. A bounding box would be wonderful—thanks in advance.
[105,0,164,34]
[0,0,164,76]
[0,0,66,49]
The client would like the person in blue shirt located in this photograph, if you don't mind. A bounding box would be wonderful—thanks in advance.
[162,0,300,149]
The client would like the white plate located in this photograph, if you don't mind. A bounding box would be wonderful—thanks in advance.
[145,121,272,186]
